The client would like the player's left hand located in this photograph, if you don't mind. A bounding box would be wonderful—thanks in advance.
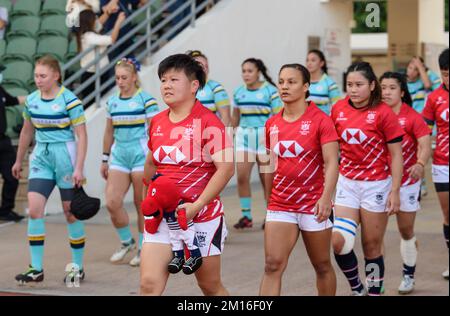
[407,163,424,180]
[386,191,400,216]
[314,197,333,224]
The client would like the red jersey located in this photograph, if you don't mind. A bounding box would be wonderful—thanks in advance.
[395,104,431,186]
[331,99,404,181]
[422,85,449,166]
[148,100,232,223]
[265,102,339,214]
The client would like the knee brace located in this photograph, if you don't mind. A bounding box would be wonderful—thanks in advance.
[400,236,418,267]
[333,217,358,255]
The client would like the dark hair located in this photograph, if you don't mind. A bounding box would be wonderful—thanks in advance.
[158,54,206,89]
[242,58,276,87]
[409,56,429,71]
[279,64,311,99]
[346,62,382,107]
[380,72,413,107]
[186,50,208,60]
[439,48,449,71]
[75,10,97,53]
[308,49,328,74]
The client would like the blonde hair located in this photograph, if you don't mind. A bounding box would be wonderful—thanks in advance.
[115,59,140,88]
[35,55,63,85]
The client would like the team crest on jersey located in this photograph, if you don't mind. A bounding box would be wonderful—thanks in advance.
[51,104,61,112]
[199,90,207,98]
[336,111,347,121]
[441,109,449,122]
[342,128,367,144]
[111,103,118,109]
[399,117,407,127]
[316,86,323,92]
[152,126,163,137]
[300,121,312,136]
[29,104,39,110]
[183,124,196,141]
[128,101,139,109]
[437,96,447,105]
[269,125,279,135]
[274,141,304,158]
[366,111,377,124]
[256,93,264,100]
[153,146,186,164]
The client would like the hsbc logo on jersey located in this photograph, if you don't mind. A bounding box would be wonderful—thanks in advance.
[274,141,304,158]
[153,146,186,164]
[342,128,367,144]
[441,109,449,122]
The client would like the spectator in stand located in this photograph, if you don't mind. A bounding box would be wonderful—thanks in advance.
[99,0,147,60]
[75,9,126,106]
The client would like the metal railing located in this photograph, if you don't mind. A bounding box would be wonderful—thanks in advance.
[62,0,220,107]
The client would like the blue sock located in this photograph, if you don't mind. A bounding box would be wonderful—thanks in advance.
[116,226,133,245]
[68,221,86,270]
[28,218,45,271]
[240,197,252,220]
[138,232,143,251]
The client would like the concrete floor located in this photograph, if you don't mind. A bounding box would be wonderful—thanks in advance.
[0,175,448,296]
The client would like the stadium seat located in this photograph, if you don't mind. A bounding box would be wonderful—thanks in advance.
[5,105,24,139]
[0,39,5,57]
[7,16,41,40]
[2,60,33,90]
[40,0,67,16]
[35,36,69,62]
[4,86,29,97]
[37,15,70,38]
[1,37,37,63]
[11,0,41,17]
[66,37,78,61]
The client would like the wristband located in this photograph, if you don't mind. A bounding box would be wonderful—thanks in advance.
[102,153,110,162]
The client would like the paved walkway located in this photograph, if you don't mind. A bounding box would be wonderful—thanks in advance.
[0,172,448,296]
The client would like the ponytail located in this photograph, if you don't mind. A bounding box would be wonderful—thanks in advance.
[243,58,276,87]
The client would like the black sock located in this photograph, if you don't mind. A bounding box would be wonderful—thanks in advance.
[334,251,364,292]
[403,264,416,277]
[365,256,385,296]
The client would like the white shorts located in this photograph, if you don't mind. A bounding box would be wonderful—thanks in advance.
[143,216,228,257]
[432,164,449,184]
[334,175,392,213]
[266,210,334,232]
[400,181,421,212]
